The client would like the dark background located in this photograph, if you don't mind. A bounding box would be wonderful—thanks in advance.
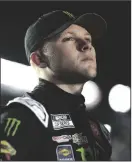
[0,1,131,160]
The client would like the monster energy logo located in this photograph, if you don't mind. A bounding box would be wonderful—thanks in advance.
[76,146,95,161]
[76,147,87,161]
[63,11,75,19]
[4,118,21,136]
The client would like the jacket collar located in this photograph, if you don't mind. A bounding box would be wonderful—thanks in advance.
[28,78,86,112]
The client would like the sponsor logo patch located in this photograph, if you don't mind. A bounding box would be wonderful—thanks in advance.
[0,140,16,160]
[76,146,95,161]
[52,135,71,143]
[4,118,21,136]
[51,114,75,130]
[52,133,88,145]
[72,133,88,145]
[56,145,75,161]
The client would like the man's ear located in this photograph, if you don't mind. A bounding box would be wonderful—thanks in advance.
[30,51,47,68]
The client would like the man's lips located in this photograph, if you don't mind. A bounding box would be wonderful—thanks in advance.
[82,57,94,62]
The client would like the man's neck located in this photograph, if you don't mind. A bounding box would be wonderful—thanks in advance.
[38,70,85,95]
[55,82,84,95]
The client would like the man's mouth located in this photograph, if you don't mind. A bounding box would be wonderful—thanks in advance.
[82,57,94,62]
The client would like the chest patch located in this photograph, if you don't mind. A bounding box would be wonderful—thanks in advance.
[56,145,75,161]
[51,114,75,130]
[52,133,88,145]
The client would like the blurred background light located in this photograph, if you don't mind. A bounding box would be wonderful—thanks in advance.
[1,58,38,91]
[108,84,130,113]
[82,81,102,109]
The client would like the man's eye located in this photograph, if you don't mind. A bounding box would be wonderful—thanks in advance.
[85,38,92,43]
[63,37,74,41]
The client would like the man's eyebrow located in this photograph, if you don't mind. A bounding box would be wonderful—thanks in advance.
[62,32,91,36]
[84,32,91,36]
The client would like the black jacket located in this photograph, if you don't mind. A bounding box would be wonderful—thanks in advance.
[0,79,112,161]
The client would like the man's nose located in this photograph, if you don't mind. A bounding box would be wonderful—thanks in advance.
[78,39,92,52]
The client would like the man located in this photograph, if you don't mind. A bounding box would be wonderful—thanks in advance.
[0,10,112,160]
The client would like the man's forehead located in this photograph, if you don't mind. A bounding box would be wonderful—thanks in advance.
[61,24,91,36]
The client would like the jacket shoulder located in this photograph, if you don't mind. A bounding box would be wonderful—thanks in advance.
[1,95,49,128]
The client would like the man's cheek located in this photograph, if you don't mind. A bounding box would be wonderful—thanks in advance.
[92,47,96,56]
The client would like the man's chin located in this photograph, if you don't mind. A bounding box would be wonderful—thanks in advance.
[55,70,97,84]
[89,71,97,78]
[84,68,97,79]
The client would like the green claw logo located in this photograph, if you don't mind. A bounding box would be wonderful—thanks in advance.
[4,118,21,136]
[63,11,75,19]
[76,147,87,161]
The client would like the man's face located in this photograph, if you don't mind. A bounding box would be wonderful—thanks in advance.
[43,24,97,83]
